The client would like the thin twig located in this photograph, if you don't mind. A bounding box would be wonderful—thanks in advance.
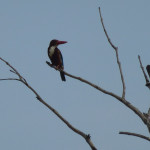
[143,109,150,133]
[119,131,150,142]
[0,57,97,150]
[138,55,150,84]
[10,69,17,74]
[46,61,147,125]
[0,78,21,82]
[0,57,22,80]
[98,7,126,99]
[98,8,117,50]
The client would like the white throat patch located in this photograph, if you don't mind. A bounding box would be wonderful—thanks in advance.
[49,46,56,57]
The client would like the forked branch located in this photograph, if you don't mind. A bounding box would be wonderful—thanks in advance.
[98,7,126,99]
[0,57,97,150]
[46,61,147,126]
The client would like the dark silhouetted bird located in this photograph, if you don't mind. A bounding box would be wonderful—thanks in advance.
[48,39,67,81]
[146,65,150,78]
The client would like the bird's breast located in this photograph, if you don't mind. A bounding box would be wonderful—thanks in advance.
[49,46,56,57]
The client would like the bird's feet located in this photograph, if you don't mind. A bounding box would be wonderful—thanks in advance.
[56,65,64,70]
[56,65,60,70]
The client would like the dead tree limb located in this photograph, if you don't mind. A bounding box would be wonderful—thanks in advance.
[119,131,150,142]
[98,7,126,99]
[46,61,147,126]
[46,8,147,128]
[0,57,97,150]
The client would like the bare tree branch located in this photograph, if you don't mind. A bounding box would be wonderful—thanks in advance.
[138,55,150,88]
[119,131,150,142]
[0,57,23,80]
[0,57,97,150]
[0,78,21,81]
[46,61,147,126]
[46,61,122,99]
[45,8,149,141]
[98,7,126,99]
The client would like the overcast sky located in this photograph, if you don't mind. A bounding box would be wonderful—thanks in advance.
[0,0,150,150]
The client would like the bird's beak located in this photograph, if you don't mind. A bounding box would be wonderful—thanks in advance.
[57,40,67,45]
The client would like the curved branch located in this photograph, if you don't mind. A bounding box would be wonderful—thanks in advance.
[119,131,150,142]
[0,78,21,82]
[46,61,147,125]
[98,7,126,99]
[0,57,97,150]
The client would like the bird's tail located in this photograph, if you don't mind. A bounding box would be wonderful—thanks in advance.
[60,71,66,81]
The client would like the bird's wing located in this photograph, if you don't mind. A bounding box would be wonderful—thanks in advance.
[59,51,64,67]
[56,48,64,69]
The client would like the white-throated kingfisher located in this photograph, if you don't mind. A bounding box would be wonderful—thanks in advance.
[48,39,67,81]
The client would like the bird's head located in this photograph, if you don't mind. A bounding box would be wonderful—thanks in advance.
[50,39,67,47]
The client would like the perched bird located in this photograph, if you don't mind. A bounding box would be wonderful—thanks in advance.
[146,65,150,78]
[48,39,67,81]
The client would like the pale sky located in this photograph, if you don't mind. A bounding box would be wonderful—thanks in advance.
[0,0,150,150]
